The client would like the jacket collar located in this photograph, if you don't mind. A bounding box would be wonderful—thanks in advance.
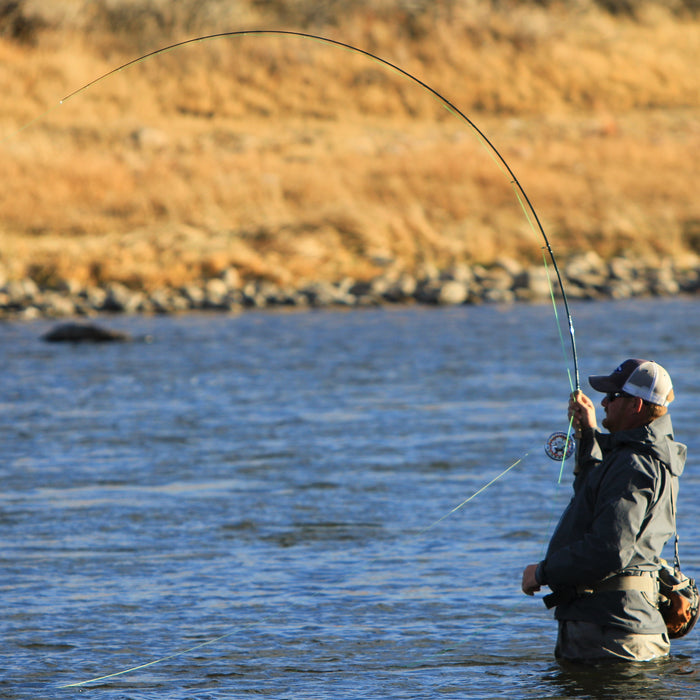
[600,414,686,477]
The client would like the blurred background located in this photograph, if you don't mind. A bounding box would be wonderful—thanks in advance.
[0,0,698,291]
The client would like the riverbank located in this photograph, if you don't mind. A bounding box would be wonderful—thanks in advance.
[2,253,698,320]
[1,2,699,295]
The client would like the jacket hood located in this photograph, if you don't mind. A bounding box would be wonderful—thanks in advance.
[609,413,686,477]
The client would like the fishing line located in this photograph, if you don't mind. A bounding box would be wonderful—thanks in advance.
[57,443,568,687]
[59,628,245,688]
[540,250,577,481]
[27,29,582,686]
[542,252,575,395]
[417,453,528,535]
[58,452,529,688]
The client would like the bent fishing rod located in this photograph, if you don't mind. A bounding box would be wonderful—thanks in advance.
[54,28,579,391]
[55,27,586,435]
[38,31,586,688]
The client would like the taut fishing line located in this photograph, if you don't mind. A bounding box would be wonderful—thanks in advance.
[19,29,581,687]
[59,451,531,688]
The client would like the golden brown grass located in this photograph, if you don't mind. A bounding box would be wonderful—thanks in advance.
[1,1,699,290]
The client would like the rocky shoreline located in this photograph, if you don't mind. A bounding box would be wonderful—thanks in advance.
[2,253,699,320]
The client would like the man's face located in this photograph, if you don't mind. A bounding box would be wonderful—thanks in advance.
[601,392,639,432]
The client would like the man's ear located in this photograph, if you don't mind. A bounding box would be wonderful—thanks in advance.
[630,396,645,415]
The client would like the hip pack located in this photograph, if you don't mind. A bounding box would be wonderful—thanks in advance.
[658,477,699,639]
[658,558,699,639]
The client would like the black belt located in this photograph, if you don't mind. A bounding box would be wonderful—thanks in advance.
[544,571,658,609]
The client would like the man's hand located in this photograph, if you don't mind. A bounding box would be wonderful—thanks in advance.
[568,390,597,436]
[522,564,541,596]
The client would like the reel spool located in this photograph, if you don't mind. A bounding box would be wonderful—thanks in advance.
[545,431,576,461]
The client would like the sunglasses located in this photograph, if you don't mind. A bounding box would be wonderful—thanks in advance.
[606,391,634,402]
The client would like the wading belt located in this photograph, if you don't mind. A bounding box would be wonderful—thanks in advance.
[576,570,658,596]
[544,571,658,609]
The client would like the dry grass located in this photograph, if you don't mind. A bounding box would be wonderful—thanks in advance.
[1,0,699,289]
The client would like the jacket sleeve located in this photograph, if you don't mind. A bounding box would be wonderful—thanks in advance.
[540,450,657,588]
[573,428,603,479]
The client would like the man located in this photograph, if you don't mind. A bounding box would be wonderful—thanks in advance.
[522,358,686,662]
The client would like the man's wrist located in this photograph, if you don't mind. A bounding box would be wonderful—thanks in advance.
[535,561,547,586]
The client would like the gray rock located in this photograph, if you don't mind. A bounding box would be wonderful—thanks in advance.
[300,281,341,307]
[482,288,515,304]
[602,280,634,300]
[382,274,417,303]
[475,267,513,292]
[81,286,107,310]
[181,284,206,308]
[678,268,700,293]
[442,263,474,283]
[414,279,443,304]
[436,280,470,305]
[102,283,138,312]
[20,306,42,320]
[42,322,132,343]
[221,267,242,289]
[149,289,177,313]
[4,278,40,302]
[2,253,698,320]
[493,257,524,278]
[41,293,77,317]
[513,267,552,300]
[608,256,637,281]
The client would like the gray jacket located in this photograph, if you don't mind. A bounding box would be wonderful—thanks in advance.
[536,413,686,634]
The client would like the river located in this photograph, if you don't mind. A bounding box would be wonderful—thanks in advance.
[3,297,699,699]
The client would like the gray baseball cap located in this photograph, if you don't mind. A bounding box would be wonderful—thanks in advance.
[589,358,674,407]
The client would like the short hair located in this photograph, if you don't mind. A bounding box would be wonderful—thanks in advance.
[644,388,673,421]
[645,403,667,421]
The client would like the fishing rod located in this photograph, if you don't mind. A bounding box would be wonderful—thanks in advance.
[30,32,586,688]
[52,29,580,398]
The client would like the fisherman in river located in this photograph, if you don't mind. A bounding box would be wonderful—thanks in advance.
[522,359,686,662]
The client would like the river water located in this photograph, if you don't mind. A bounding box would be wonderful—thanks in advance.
[3,297,699,699]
